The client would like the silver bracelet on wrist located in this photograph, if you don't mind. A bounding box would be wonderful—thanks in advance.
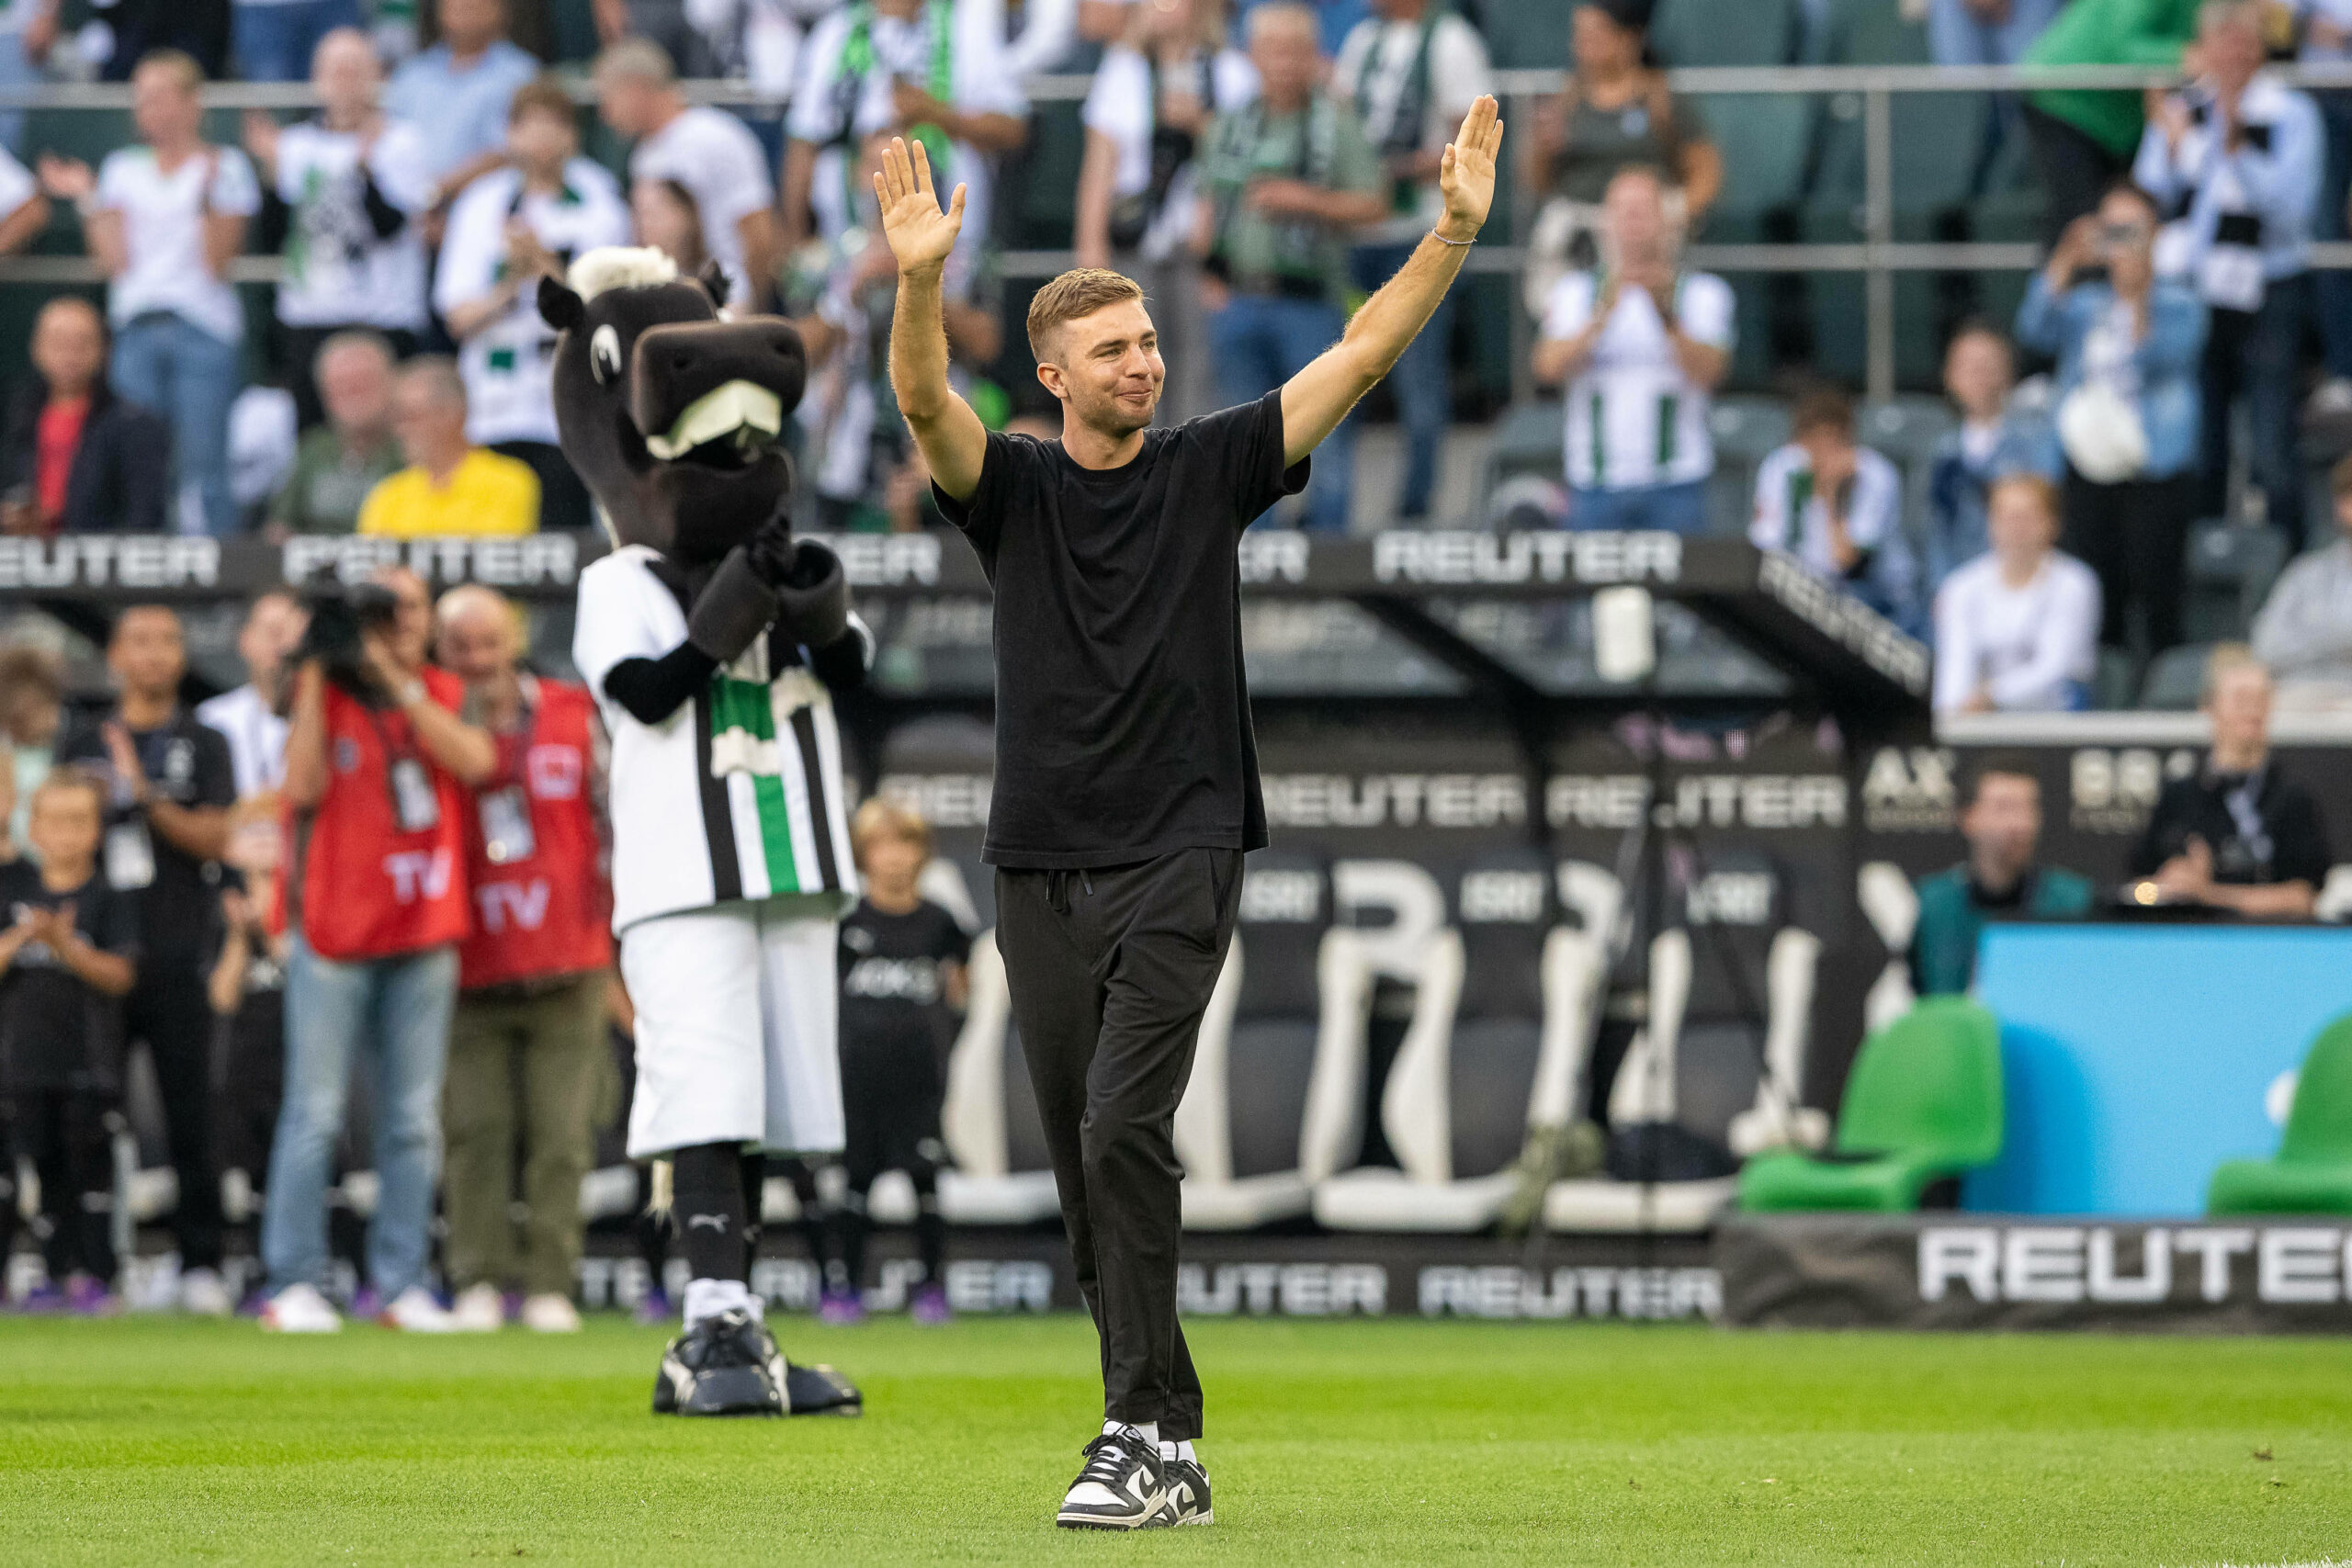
[1430,229,1476,247]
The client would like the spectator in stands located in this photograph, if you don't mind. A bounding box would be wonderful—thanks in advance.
[96,0,232,81]
[0,298,172,537]
[0,640,61,846]
[595,40,781,310]
[2135,0,2323,550]
[243,28,435,432]
[2017,181,2207,655]
[38,51,262,538]
[800,130,1001,530]
[2020,0,2199,244]
[1194,2,1386,533]
[269,332,403,537]
[1925,322,2059,592]
[1751,386,1920,631]
[0,2,58,157]
[439,78,630,535]
[591,0,728,77]
[782,0,1028,310]
[1519,0,1721,318]
[233,0,367,84]
[0,769,141,1313]
[55,605,238,1315]
[1074,0,1257,425]
[357,357,541,537]
[2252,451,2352,708]
[2301,0,2352,399]
[263,565,496,1333]
[1910,755,2095,996]
[1932,0,2063,71]
[629,175,708,276]
[1533,164,1732,536]
[1933,473,2101,713]
[434,585,612,1335]
[1335,0,1489,523]
[198,591,305,803]
[2130,645,2332,916]
[386,0,541,214]
[0,141,49,255]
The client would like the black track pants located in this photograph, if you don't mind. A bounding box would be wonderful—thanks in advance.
[994,849,1241,1442]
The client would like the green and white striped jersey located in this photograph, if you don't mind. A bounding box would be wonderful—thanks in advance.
[1541,268,1734,491]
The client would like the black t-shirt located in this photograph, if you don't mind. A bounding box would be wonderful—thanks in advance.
[2129,766,2335,887]
[838,897,971,1056]
[933,391,1309,867]
[57,710,236,973]
[0,862,140,1093]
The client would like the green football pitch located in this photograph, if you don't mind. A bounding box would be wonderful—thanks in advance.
[2,1314,2347,1566]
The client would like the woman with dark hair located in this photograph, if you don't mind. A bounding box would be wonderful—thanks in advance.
[630,175,709,278]
[1519,1,1721,315]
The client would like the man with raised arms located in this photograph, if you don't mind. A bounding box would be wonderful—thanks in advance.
[876,96,1503,1529]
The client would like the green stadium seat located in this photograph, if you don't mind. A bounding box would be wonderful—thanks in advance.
[1812,0,1932,65]
[1694,95,1816,228]
[1480,400,1565,507]
[2183,521,2289,645]
[2138,642,2218,710]
[2093,646,2141,710]
[1481,0,1570,69]
[1738,997,2003,1213]
[1652,0,1799,68]
[2208,1013,2352,1217]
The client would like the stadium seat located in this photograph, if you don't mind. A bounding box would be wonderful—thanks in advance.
[1315,851,1609,1233]
[1478,400,1565,515]
[1738,996,2003,1212]
[1652,0,1799,67]
[2183,521,2290,645]
[1176,854,1375,1229]
[937,931,1063,1224]
[2139,642,2219,710]
[1705,395,1793,536]
[2207,1012,2352,1216]
[1481,0,1570,68]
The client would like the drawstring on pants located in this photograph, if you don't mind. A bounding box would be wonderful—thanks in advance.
[1045,868,1094,915]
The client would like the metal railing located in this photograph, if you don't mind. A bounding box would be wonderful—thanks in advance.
[6,60,2352,397]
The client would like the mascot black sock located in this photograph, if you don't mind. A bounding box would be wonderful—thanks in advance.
[672,1142,750,1285]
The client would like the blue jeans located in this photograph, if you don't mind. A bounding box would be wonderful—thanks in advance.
[111,312,242,537]
[261,938,457,1300]
[2199,276,2311,549]
[232,0,366,83]
[0,28,40,158]
[1351,241,1451,519]
[2316,96,2352,381]
[1567,479,1711,535]
[1208,289,1354,533]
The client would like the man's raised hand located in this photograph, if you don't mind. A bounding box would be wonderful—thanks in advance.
[873,136,966,276]
[1437,95,1504,243]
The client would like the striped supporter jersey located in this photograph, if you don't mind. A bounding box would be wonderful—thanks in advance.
[573,544,859,933]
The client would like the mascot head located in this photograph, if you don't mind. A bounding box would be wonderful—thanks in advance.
[537,247,807,565]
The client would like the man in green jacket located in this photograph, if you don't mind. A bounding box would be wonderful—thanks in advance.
[1910,754,2098,996]
[2021,0,2201,243]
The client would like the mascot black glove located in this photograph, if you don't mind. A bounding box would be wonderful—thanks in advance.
[772,540,851,649]
[685,547,781,666]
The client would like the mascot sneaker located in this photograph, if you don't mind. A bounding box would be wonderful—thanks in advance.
[653,1307,786,1416]
[1057,1426,1167,1530]
[1150,1455,1214,1528]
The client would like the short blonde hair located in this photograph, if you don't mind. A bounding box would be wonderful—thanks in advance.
[1026,268,1145,361]
[852,797,932,869]
[1988,470,2060,524]
[134,49,205,94]
[2202,642,2271,705]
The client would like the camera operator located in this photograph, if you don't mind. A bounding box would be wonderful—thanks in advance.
[259,565,496,1335]
[54,604,236,1315]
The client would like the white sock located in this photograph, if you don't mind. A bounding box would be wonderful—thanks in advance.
[1177,1440,1196,1463]
[682,1277,756,1329]
[1104,1419,1159,1446]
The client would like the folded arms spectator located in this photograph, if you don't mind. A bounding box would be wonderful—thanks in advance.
[2128,646,2334,917]
[358,357,541,537]
[0,298,172,536]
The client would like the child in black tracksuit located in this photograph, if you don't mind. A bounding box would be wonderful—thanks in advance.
[0,769,140,1310]
[820,800,969,1325]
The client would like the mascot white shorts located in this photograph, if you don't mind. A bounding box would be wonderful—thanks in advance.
[620,897,844,1159]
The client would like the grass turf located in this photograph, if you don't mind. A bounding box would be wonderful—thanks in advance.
[0,1314,2347,1565]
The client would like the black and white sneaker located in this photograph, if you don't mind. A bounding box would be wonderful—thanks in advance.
[651,1307,786,1416]
[1151,1455,1213,1528]
[1055,1426,1166,1529]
